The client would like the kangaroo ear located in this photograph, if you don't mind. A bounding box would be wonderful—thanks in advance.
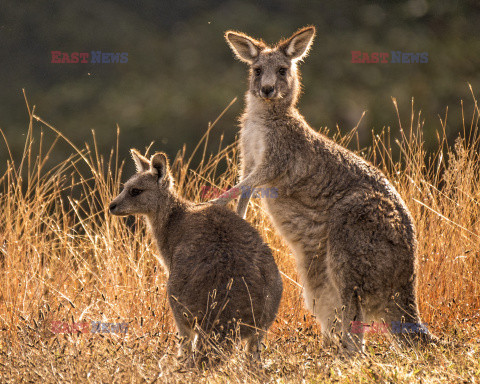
[150,152,169,180]
[225,31,265,63]
[279,26,315,60]
[130,149,150,173]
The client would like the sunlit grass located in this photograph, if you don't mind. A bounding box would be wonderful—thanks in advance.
[0,90,479,382]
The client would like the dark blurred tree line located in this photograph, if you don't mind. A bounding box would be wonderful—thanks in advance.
[0,0,479,175]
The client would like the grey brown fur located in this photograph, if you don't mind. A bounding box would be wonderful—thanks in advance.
[110,150,283,362]
[216,26,430,351]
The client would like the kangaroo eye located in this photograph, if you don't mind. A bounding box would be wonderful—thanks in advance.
[278,67,287,76]
[254,68,262,76]
[130,188,143,197]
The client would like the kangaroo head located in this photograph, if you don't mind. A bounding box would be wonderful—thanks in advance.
[225,26,315,106]
[109,149,173,216]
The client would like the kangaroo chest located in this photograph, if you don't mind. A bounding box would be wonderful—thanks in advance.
[241,109,332,288]
[241,115,267,168]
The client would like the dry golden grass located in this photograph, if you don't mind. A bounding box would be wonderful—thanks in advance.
[0,92,479,383]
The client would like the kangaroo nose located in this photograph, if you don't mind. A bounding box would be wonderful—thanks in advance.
[109,203,117,212]
[261,86,274,98]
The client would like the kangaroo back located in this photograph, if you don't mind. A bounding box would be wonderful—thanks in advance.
[110,150,283,364]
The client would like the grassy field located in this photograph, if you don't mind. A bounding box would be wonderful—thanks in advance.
[0,93,479,383]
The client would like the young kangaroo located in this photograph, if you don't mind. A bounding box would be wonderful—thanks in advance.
[214,26,432,352]
[109,150,283,363]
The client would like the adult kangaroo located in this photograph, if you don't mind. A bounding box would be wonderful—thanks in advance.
[214,26,430,352]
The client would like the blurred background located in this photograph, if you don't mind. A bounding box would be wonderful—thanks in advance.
[1,0,479,175]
